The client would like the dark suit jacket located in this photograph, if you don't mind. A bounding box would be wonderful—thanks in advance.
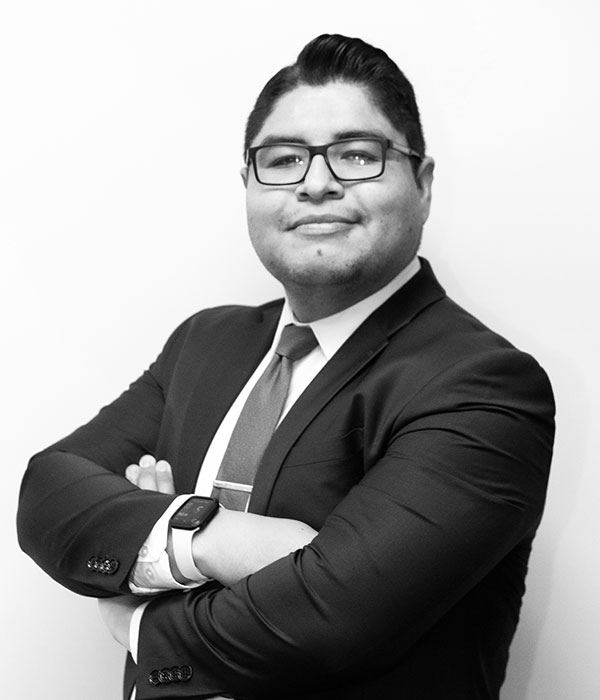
[18,259,555,700]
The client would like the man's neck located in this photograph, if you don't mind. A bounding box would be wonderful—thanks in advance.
[286,285,375,323]
[285,258,421,323]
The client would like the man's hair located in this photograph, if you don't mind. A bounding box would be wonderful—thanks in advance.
[244,34,425,159]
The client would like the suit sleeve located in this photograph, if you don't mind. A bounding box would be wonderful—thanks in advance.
[16,320,190,597]
[135,347,555,698]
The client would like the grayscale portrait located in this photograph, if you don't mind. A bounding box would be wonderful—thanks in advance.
[4,3,598,699]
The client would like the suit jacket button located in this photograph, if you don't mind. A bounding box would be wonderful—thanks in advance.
[100,558,119,574]
[106,558,119,574]
[158,668,172,684]
[148,669,161,686]
[87,556,97,570]
[179,665,193,682]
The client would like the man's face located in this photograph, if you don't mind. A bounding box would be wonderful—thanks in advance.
[242,82,434,317]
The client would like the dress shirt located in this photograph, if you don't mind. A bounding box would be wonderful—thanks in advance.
[127,257,420,698]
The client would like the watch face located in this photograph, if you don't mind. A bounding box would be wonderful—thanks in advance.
[171,498,218,530]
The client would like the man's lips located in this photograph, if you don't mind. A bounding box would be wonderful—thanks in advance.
[288,214,359,232]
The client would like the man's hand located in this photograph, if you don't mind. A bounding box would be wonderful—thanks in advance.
[193,509,317,586]
[126,454,175,494]
[98,595,141,650]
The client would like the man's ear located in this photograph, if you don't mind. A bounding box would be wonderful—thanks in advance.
[240,166,249,188]
[415,156,435,223]
[416,156,434,193]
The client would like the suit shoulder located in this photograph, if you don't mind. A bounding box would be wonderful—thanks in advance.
[387,292,554,402]
[169,299,283,337]
[154,299,284,365]
[406,293,533,359]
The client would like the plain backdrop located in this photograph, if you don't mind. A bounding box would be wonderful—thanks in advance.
[2,2,599,698]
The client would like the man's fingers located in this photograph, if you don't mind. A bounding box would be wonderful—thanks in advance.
[125,455,173,493]
[125,464,141,485]
[155,460,175,494]
[138,454,156,468]
[137,461,158,491]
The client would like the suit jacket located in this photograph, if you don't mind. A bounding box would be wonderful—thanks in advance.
[17,259,555,700]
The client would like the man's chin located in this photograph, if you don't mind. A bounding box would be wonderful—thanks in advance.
[267,257,365,289]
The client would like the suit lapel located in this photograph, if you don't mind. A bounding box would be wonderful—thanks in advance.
[249,258,446,514]
[176,302,283,493]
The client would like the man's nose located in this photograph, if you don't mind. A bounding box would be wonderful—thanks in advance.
[296,155,344,200]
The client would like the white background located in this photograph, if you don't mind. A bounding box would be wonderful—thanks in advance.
[2,1,599,698]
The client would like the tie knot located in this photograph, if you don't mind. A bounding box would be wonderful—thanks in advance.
[275,324,318,362]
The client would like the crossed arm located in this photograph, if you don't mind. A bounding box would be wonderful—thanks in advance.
[18,318,554,698]
[99,456,317,650]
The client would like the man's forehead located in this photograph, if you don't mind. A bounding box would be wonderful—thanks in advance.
[251,82,403,147]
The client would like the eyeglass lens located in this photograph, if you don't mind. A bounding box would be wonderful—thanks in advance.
[254,139,385,184]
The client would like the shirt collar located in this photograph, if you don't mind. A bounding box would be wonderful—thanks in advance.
[278,257,421,361]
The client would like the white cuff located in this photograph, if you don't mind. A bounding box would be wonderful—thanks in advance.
[129,495,197,594]
[129,599,151,664]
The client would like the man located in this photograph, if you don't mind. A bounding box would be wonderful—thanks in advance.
[17,34,555,699]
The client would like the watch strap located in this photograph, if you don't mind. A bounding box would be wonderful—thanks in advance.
[171,527,207,582]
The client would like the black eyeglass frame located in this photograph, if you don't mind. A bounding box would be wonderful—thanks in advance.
[245,137,423,186]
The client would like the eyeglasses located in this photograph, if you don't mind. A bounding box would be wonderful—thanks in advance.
[246,137,422,186]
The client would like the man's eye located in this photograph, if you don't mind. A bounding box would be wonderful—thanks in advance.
[341,151,377,165]
[269,154,305,168]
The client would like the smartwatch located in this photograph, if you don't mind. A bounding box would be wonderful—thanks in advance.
[169,497,220,581]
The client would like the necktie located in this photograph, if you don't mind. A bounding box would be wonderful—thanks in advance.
[212,324,319,510]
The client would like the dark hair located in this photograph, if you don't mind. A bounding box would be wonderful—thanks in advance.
[244,34,425,159]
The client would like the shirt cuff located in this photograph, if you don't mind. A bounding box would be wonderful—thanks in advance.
[129,599,151,664]
[129,494,203,594]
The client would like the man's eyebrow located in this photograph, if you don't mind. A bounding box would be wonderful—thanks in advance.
[334,129,389,141]
[256,129,391,147]
[258,135,309,146]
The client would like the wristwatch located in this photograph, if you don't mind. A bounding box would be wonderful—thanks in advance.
[169,497,220,581]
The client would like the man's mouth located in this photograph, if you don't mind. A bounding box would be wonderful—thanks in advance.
[288,214,359,234]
